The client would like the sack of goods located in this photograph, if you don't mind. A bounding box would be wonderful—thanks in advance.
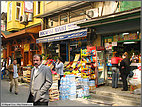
[128,69,141,86]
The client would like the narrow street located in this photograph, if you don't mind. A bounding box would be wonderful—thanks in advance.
[1,79,105,106]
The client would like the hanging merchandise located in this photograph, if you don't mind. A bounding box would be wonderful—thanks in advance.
[128,69,141,86]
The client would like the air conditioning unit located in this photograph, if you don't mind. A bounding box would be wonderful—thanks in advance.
[86,8,99,19]
[28,13,33,22]
[20,14,28,24]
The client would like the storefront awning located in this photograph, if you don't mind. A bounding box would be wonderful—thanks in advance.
[36,29,87,43]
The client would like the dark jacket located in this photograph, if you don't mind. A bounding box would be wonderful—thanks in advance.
[120,58,132,75]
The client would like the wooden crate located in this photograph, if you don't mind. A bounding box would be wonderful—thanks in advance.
[53,76,60,81]
[49,86,59,102]
[49,97,59,102]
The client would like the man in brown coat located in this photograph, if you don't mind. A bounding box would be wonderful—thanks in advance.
[8,59,21,95]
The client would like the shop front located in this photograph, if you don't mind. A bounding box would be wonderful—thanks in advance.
[37,25,105,87]
[1,24,42,67]
[77,7,141,85]
[36,28,88,62]
[103,31,141,84]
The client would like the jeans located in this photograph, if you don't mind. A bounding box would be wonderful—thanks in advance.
[112,67,119,88]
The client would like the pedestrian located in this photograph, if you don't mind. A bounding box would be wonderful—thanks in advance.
[55,57,64,90]
[27,54,52,106]
[120,52,132,91]
[8,59,21,95]
[8,56,12,66]
[111,52,122,88]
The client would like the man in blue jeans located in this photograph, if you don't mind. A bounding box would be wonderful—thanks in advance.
[111,53,122,88]
[112,67,119,88]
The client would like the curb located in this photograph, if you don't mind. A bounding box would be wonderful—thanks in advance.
[90,91,141,106]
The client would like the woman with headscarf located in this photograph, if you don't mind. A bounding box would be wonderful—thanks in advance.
[55,57,64,90]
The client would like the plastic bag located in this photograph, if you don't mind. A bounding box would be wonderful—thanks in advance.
[128,69,141,86]
[134,88,141,95]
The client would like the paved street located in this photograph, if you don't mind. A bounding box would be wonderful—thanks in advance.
[1,79,103,106]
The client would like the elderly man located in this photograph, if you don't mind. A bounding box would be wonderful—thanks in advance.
[27,54,52,106]
[8,59,21,95]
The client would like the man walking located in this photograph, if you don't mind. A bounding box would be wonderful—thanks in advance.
[8,59,21,95]
[27,54,52,106]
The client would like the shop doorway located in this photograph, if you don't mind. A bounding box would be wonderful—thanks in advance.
[60,44,67,62]
[24,52,28,66]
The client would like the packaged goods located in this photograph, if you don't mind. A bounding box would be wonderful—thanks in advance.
[83,86,90,97]
[82,78,89,86]
[128,69,141,86]
[89,80,95,86]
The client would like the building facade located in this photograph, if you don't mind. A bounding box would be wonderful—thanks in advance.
[35,1,141,85]
[1,1,44,66]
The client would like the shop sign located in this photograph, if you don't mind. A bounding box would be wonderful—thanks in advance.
[97,46,105,51]
[39,20,86,37]
[24,44,29,52]
[24,1,33,13]
[112,42,117,46]
[37,29,87,43]
[105,43,112,50]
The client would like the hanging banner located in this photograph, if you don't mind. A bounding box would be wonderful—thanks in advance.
[24,1,33,13]
[37,29,87,43]
[112,42,117,46]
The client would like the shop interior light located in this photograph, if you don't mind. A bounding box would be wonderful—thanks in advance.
[123,42,136,44]
[122,33,129,35]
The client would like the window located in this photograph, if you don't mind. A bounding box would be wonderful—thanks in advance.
[36,1,41,15]
[49,16,59,27]
[16,2,21,20]
[9,2,12,21]
[60,13,68,25]
[70,6,91,22]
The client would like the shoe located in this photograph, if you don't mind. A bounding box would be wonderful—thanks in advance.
[15,92,18,95]
[9,89,12,92]
[121,89,128,91]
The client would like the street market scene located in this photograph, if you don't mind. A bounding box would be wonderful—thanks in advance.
[1,1,141,106]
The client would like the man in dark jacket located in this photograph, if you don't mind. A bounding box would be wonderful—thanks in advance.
[120,52,132,91]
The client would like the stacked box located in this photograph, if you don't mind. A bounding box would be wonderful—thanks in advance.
[23,70,31,83]
[49,75,60,102]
